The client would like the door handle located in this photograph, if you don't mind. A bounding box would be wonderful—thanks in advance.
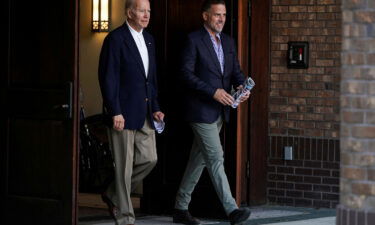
[51,82,73,119]
[53,104,69,109]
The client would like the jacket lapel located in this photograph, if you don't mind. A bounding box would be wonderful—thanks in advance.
[221,34,230,77]
[144,33,153,78]
[201,29,223,76]
[122,24,147,78]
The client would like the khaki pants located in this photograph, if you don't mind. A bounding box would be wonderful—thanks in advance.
[106,119,157,225]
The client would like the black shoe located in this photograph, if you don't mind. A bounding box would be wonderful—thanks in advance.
[173,209,201,225]
[229,207,251,225]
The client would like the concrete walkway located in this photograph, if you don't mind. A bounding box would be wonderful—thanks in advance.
[79,206,336,225]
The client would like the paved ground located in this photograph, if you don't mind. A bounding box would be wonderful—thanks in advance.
[79,206,336,225]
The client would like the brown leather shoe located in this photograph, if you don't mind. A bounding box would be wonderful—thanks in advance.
[101,192,119,220]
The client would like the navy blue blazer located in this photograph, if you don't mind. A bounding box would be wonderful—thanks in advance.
[181,28,246,123]
[98,23,160,130]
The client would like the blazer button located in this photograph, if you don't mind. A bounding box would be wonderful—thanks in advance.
[145,98,149,102]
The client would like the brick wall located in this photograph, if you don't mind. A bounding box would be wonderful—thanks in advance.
[268,136,340,208]
[268,0,342,208]
[337,0,375,224]
[270,0,341,138]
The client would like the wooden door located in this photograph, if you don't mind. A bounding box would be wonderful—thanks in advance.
[1,0,79,225]
[142,0,239,218]
[248,0,269,205]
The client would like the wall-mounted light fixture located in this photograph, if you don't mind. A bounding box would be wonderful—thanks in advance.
[92,0,110,32]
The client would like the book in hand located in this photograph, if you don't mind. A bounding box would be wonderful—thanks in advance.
[231,77,255,108]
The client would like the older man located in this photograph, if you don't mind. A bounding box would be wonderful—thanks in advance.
[98,0,164,224]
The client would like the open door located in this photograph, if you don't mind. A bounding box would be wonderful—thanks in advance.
[1,0,79,225]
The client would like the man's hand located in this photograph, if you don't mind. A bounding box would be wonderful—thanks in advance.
[153,111,165,122]
[213,88,234,106]
[112,115,125,131]
[236,85,251,103]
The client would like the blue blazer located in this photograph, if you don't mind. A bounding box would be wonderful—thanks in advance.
[98,23,160,130]
[181,28,245,123]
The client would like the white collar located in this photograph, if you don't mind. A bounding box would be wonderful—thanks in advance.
[126,21,143,35]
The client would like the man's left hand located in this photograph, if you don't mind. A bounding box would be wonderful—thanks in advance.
[153,111,165,122]
[237,85,251,103]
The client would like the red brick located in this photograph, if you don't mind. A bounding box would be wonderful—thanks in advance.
[272,36,289,43]
[315,107,334,113]
[317,13,335,20]
[352,126,375,138]
[308,6,326,13]
[280,120,296,128]
[289,6,307,12]
[305,129,324,137]
[279,0,299,4]
[342,111,364,123]
[317,0,335,4]
[352,183,375,195]
[272,6,289,13]
[369,170,375,181]
[342,81,367,94]
[316,90,334,97]
[354,11,375,23]
[327,5,340,13]
[280,105,297,112]
[289,98,306,105]
[305,113,324,121]
[367,112,375,124]
[351,97,375,109]
[272,21,289,28]
[306,82,325,90]
[344,0,367,9]
[297,121,315,129]
[299,0,315,4]
[288,113,304,120]
[316,122,332,129]
[270,128,288,135]
[342,52,365,65]
[342,167,366,180]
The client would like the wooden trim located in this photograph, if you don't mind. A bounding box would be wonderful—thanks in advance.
[248,0,270,204]
[73,0,79,223]
[236,0,250,206]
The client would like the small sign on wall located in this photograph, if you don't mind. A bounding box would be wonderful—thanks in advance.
[287,42,309,69]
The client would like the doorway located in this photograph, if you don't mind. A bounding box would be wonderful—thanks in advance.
[78,0,270,222]
[2,0,269,223]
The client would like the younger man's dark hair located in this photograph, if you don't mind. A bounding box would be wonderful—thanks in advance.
[201,0,226,12]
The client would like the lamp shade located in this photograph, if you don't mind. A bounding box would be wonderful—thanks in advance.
[92,0,110,32]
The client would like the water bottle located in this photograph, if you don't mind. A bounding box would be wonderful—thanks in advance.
[153,119,165,134]
[231,77,255,108]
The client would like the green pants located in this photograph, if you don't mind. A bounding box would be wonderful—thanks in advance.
[175,116,238,215]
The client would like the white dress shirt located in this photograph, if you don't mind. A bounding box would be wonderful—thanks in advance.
[127,21,149,77]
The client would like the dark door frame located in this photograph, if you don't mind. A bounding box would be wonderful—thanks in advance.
[236,0,269,205]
